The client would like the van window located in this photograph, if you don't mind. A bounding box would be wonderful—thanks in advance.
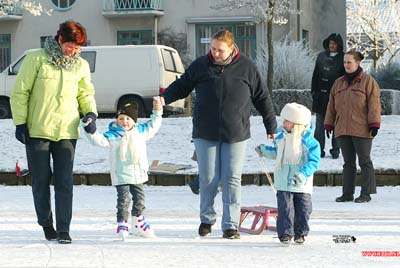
[161,49,183,73]
[80,51,96,73]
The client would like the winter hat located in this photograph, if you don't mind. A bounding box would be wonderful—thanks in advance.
[280,102,311,126]
[116,103,138,122]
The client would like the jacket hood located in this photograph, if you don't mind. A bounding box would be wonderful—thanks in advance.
[323,33,344,52]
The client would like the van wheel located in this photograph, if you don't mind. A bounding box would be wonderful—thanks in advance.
[0,99,11,119]
[118,97,147,118]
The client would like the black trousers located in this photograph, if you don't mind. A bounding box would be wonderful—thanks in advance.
[26,138,77,232]
[337,136,376,196]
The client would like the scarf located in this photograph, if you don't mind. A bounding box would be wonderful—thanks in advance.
[345,66,362,83]
[275,124,307,171]
[211,43,240,66]
[44,37,80,70]
[119,126,139,164]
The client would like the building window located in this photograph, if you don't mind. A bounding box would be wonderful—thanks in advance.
[50,0,76,10]
[40,36,53,48]
[117,30,153,45]
[302,30,309,46]
[0,34,11,72]
[196,24,256,59]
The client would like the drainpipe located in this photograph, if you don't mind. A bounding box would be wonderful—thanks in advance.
[154,16,158,45]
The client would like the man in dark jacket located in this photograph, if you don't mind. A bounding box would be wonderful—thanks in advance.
[311,33,345,159]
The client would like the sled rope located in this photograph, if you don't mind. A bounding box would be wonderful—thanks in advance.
[258,156,277,194]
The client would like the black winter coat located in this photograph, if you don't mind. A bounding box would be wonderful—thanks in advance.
[311,34,345,114]
[161,53,277,143]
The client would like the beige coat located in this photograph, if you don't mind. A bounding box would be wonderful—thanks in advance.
[324,71,381,138]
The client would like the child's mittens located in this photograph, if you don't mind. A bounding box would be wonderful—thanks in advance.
[255,145,264,157]
[290,173,306,186]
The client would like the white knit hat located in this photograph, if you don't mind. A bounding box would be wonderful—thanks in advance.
[280,102,311,125]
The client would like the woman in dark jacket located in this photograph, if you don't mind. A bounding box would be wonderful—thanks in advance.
[159,30,277,239]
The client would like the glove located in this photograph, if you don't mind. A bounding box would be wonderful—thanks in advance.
[255,145,263,157]
[370,127,379,137]
[82,112,97,134]
[291,174,306,187]
[15,124,29,145]
[326,130,332,139]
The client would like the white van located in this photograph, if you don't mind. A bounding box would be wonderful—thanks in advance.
[0,45,186,119]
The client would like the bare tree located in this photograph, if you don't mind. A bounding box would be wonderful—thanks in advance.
[0,0,52,16]
[347,0,400,70]
[211,0,297,94]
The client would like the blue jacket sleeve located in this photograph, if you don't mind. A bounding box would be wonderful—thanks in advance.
[298,136,321,178]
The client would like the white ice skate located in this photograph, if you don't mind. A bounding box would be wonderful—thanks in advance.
[117,221,129,241]
[131,215,156,238]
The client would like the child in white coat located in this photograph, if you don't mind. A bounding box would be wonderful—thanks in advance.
[82,97,162,240]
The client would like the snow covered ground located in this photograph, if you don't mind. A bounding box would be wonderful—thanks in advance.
[0,185,399,268]
[1,115,400,174]
[0,115,399,267]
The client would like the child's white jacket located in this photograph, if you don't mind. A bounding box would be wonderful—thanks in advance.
[83,110,162,185]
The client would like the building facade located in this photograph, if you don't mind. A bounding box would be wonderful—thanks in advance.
[0,0,345,70]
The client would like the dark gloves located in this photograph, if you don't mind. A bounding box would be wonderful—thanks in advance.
[370,127,379,137]
[82,112,97,134]
[15,124,29,145]
[326,130,332,139]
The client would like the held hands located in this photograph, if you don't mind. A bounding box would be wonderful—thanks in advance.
[370,127,379,137]
[153,96,163,111]
[82,112,97,134]
[15,123,30,145]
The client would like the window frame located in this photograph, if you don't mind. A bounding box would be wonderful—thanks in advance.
[49,0,77,11]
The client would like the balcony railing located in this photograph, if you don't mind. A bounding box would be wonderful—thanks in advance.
[103,0,163,12]
[0,3,23,20]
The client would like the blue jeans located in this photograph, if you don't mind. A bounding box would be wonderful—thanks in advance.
[115,184,145,222]
[26,138,76,233]
[315,113,340,157]
[194,138,248,231]
[276,191,312,238]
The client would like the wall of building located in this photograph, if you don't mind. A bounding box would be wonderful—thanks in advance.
[0,0,346,64]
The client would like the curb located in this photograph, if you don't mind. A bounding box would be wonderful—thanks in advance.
[1,170,399,186]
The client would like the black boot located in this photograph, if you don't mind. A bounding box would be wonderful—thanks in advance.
[335,194,354,202]
[223,229,240,239]
[294,235,305,244]
[354,194,371,203]
[43,225,57,241]
[57,232,72,244]
[279,234,292,245]
[198,223,212,237]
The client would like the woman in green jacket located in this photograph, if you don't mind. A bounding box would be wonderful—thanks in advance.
[10,21,97,244]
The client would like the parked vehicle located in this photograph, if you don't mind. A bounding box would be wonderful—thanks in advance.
[0,45,186,119]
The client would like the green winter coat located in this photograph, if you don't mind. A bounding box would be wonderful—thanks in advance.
[10,49,97,141]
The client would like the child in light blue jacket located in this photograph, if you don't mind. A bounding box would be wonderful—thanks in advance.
[82,97,162,240]
[256,102,320,245]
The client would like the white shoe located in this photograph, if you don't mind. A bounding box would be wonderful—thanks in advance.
[131,215,156,238]
[117,221,129,241]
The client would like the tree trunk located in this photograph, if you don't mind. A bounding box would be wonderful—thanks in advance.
[267,18,274,95]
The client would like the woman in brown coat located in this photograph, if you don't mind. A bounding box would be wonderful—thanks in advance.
[324,51,381,203]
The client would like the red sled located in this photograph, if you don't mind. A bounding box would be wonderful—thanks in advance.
[239,206,278,235]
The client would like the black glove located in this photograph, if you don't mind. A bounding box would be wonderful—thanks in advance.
[326,130,332,139]
[15,123,29,145]
[370,127,379,137]
[82,112,97,134]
